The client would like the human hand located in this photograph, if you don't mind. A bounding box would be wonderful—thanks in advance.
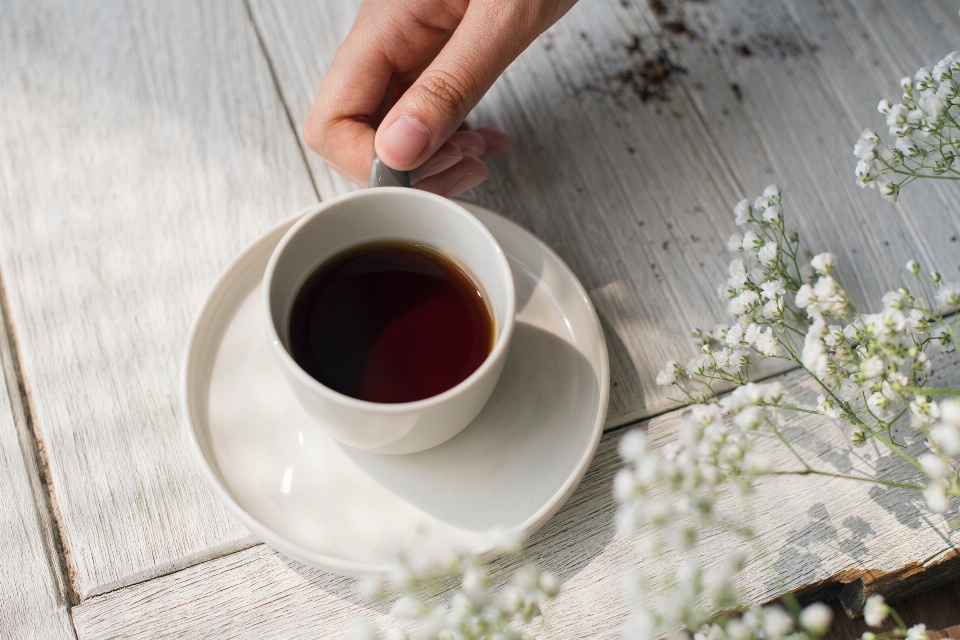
[303,0,577,196]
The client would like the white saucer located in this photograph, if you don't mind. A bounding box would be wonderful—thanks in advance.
[182,201,609,577]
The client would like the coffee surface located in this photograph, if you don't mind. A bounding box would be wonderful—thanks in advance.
[288,241,494,403]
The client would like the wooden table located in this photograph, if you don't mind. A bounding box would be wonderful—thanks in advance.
[3,0,960,637]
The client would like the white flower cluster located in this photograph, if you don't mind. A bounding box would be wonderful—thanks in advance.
[861,594,929,640]
[794,261,960,457]
[693,603,833,640]
[643,187,959,638]
[356,532,557,640]
[623,554,832,640]
[658,186,798,403]
[854,50,960,200]
[918,399,960,513]
[615,386,779,549]
[624,557,746,638]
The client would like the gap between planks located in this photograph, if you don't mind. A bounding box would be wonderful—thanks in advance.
[0,265,77,610]
[241,0,322,204]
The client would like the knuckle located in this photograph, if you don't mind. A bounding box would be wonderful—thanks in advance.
[415,68,472,118]
[302,112,326,154]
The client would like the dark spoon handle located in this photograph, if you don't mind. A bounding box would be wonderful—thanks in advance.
[368,151,411,188]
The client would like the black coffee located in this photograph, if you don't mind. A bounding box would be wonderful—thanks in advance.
[288,241,494,404]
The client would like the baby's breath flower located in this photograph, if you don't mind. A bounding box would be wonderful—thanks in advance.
[895,136,919,157]
[936,283,960,312]
[861,355,885,379]
[857,51,960,198]
[798,603,833,635]
[867,392,889,414]
[811,253,836,276]
[657,360,680,386]
[649,184,955,640]
[758,242,779,266]
[878,180,899,202]
[910,395,941,429]
[742,230,762,251]
[795,283,815,309]
[734,199,752,225]
[863,594,888,627]
[906,624,930,640]
[817,394,841,419]
[855,129,879,158]
[923,481,950,513]
[728,290,760,318]
[931,399,960,455]
[802,319,829,375]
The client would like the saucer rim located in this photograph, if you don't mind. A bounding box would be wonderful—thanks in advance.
[181,200,610,577]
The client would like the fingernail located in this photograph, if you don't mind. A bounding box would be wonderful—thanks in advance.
[378,116,431,167]
[447,172,486,196]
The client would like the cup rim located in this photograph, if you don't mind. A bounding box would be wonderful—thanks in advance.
[262,187,516,414]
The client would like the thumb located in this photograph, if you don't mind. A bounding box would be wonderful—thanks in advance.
[374,4,539,171]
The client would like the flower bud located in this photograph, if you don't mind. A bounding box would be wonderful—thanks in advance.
[692,328,703,338]
[906,260,920,275]
[702,344,712,354]
[930,271,941,283]
[862,633,877,640]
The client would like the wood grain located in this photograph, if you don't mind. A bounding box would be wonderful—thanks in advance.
[0,0,318,599]
[0,328,75,638]
[4,0,960,626]
[72,352,960,639]
[248,0,960,429]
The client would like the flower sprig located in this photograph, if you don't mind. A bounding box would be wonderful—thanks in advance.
[653,186,960,513]
[855,50,960,201]
[615,186,959,639]
[861,594,929,640]
[355,530,557,640]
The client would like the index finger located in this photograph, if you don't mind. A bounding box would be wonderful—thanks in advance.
[302,21,395,185]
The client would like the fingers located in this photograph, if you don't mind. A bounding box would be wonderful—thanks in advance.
[410,128,511,195]
[415,156,488,196]
[449,130,485,157]
[409,141,462,184]
[374,2,543,170]
[473,127,511,157]
[303,0,456,184]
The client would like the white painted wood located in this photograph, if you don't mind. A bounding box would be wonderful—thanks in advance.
[72,352,960,639]
[0,0,318,599]
[4,0,960,625]
[248,0,960,428]
[0,347,75,637]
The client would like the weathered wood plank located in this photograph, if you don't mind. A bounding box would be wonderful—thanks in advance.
[71,353,960,638]
[0,0,318,599]
[248,0,960,431]
[0,332,74,637]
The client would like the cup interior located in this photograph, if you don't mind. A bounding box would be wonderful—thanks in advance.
[265,189,514,398]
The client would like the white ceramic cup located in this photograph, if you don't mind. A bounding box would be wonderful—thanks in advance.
[263,188,516,455]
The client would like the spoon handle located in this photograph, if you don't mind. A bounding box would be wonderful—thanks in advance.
[368,151,411,188]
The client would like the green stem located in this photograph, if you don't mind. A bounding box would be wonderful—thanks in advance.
[770,426,812,471]
[761,402,821,416]
[768,470,924,491]
[901,386,960,396]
